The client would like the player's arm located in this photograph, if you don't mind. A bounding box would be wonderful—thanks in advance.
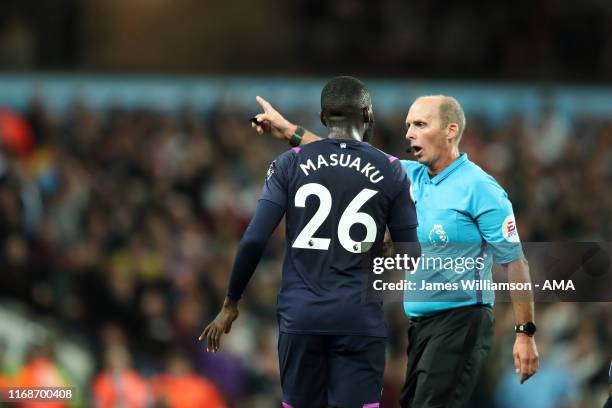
[387,162,421,261]
[199,154,292,352]
[388,227,420,262]
[252,96,321,145]
[199,199,284,352]
[472,182,539,384]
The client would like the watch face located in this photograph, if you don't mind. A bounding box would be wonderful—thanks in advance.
[516,322,537,335]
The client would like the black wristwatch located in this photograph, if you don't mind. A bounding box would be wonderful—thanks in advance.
[289,126,305,147]
[515,322,537,336]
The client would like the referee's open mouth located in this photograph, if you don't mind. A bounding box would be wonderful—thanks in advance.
[411,145,423,157]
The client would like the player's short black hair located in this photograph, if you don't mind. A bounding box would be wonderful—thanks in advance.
[320,76,372,126]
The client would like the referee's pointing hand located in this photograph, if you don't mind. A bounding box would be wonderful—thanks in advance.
[252,96,297,140]
[513,334,539,384]
[199,297,239,352]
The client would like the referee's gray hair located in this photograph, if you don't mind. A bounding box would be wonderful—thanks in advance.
[421,95,466,144]
[439,95,466,144]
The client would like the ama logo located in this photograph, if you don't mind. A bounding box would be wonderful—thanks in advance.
[502,214,520,242]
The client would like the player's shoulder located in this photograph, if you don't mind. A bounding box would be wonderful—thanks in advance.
[272,146,302,165]
[363,145,407,180]
[348,142,399,167]
[265,147,302,180]
[366,143,398,162]
[347,142,407,187]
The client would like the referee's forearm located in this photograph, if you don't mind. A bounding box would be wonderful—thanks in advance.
[507,258,535,324]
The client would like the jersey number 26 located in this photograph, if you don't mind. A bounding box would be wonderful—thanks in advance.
[292,183,378,253]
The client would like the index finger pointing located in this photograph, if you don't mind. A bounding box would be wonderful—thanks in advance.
[256,96,272,111]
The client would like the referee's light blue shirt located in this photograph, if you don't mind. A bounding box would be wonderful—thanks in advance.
[402,153,524,317]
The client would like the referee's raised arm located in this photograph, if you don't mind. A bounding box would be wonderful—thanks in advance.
[252,96,321,145]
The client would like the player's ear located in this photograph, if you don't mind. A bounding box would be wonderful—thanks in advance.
[363,107,375,142]
[320,111,327,127]
[362,107,370,123]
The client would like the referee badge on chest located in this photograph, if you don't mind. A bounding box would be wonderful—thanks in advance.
[429,224,449,248]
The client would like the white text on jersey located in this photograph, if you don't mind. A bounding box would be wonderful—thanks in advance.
[299,154,384,183]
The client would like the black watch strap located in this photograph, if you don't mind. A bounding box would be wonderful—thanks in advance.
[515,322,537,336]
[289,127,305,147]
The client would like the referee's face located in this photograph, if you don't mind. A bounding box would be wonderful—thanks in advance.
[405,97,449,169]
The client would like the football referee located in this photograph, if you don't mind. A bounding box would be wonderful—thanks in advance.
[252,93,540,407]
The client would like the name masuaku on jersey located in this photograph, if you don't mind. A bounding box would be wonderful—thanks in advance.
[299,153,384,183]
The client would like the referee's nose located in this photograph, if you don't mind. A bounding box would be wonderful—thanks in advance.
[406,127,416,142]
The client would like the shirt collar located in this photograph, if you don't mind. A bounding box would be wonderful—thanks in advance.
[429,152,468,185]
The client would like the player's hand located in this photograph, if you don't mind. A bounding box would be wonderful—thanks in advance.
[513,334,539,384]
[198,297,239,352]
[252,96,297,140]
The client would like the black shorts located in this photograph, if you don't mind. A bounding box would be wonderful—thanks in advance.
[399,305,494,408]
[278,332,386,408]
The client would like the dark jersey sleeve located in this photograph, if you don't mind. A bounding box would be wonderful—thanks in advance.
[387,160,418,231]
[226,199,285,300]
[389,226,421,271]
[226,150,295,300]
[260,150,294,209]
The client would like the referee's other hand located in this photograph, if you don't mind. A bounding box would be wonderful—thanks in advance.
[513,334,539,384]
[198,297,239,352]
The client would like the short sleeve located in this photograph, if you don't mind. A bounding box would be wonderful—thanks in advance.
[260,151,293,209]
[387,161,418,231]
[472,180,524,264]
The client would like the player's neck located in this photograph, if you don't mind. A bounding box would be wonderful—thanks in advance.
[327,126,363,142]
[428,148,460,176]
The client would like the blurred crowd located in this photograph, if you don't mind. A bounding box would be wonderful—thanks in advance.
[0,92,610,407]
[0,0,611,80]
[296,0,612,80]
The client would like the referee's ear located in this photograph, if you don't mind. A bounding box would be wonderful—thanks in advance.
[446,122,459,144]
[320,111,327,127]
